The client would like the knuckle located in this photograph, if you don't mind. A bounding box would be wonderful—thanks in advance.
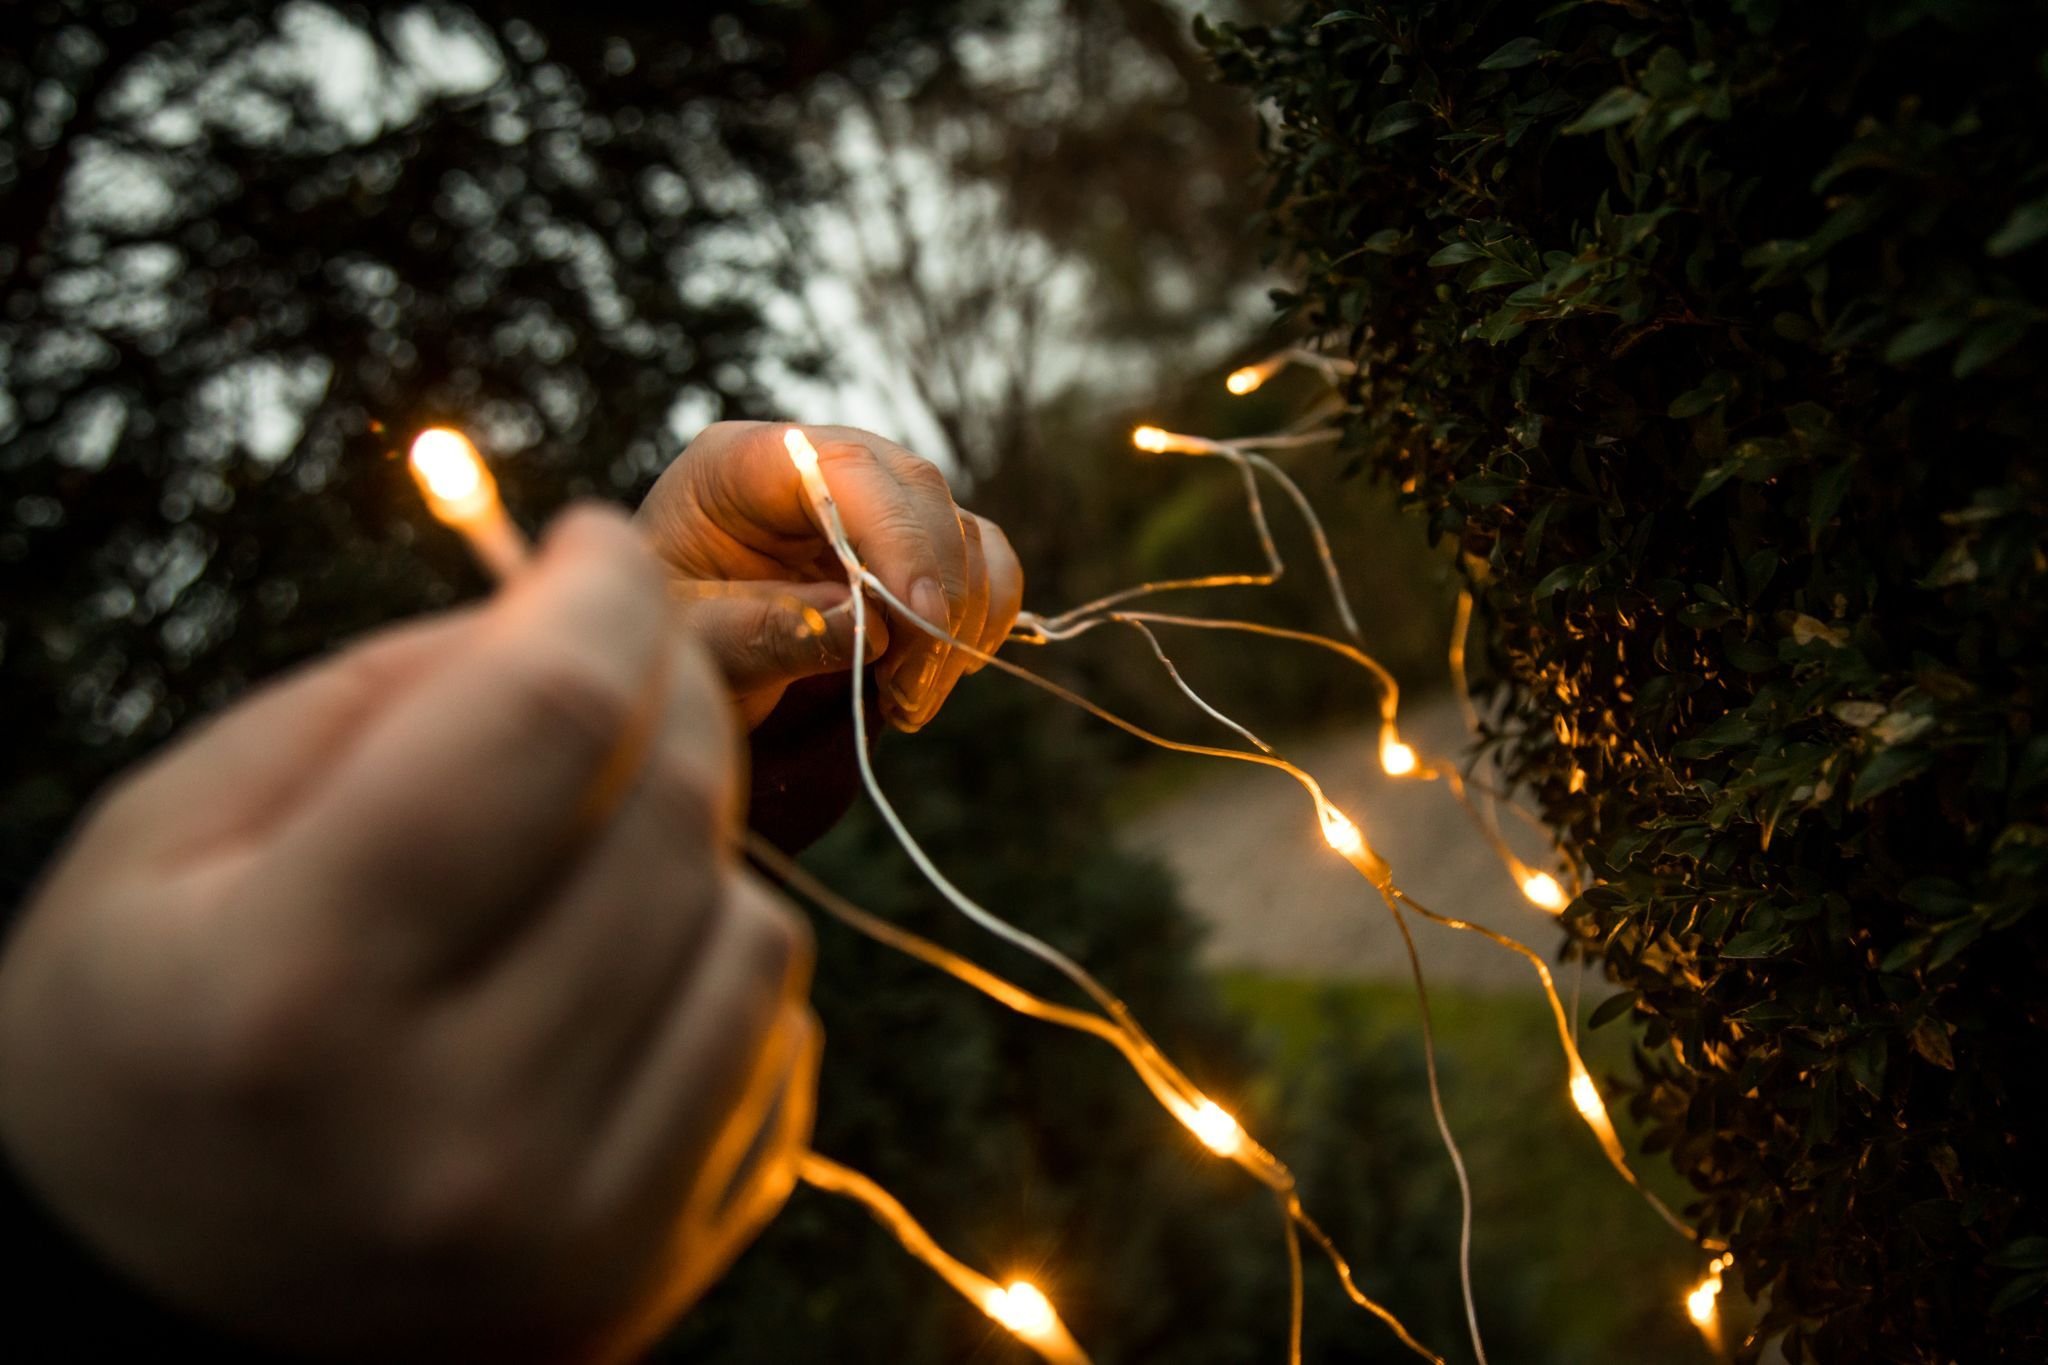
[498,648,635,756]
[732,881,813,995]
[380,1136,529,1258]
[639,747,726,837]
[899,458,952,499]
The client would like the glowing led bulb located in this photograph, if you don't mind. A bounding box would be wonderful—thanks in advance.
[1225,366,1265,395]
[1378,733,1419,777]
[782,426,835,506]
[409,427,490,520]
[1319,806,1366,860]
[1131,424,1172,453]
[1686,1254,1731,1347]
[1686,1274,1721,1327]
[1185,1099,1244,1158]
[1568,1070,1603,1122]
[983,1281,1058,1341]
[1520,871,1568,912]
[407,427,526,580]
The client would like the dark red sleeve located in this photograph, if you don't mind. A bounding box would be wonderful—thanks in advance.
[743,669,876,854]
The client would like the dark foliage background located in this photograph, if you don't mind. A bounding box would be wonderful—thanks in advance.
[1208,2,2048,1360]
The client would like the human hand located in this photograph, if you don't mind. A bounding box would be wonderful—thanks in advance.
[636,421,1025,731]
[0,506,816,1364]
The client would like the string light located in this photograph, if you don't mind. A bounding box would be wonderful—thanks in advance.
[1519,870,1568,913]
[774,431,1449,1364]
[1222,346,1359,395]
[1687,1253,1732,1354]
[1226,364,1271,395]
[410,406,1715,1360]
[407,427,528,580]
[747,835,1440,1365]
[797,1152,1090,1365]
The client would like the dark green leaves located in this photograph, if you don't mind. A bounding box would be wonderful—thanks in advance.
[1986,194,2048,257]
[1367,100,1429,142]
[1478,36,1548,70]
[1562,86,1649,134]
[1212,3,2048,1354]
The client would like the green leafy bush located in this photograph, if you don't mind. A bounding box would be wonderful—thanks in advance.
[1207,3,2048,1360]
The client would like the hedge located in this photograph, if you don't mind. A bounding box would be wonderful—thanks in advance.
[1206,3,2048,1360]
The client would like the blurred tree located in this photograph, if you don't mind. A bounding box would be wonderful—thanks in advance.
[0,0,1001,885]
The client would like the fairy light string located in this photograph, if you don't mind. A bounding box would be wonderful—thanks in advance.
[786,427,1449,1362]
[408,372,1728,1361]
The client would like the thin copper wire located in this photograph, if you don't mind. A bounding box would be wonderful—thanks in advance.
[749,835,1443,1364]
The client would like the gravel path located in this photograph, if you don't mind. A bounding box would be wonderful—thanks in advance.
[1120,698,1575,991]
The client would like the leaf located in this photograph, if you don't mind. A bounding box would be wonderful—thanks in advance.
[1908,1016,1956,1069]
[1849,746,1932,806]
[1367,100,1428,143]
[1532,562,1591,598]
[1451,474,1517,505]
[1428,241,1484,266]
[1883,317,1967,364]
[1953,317,2031,378]
[1847,1034,1888,1096]
[1986,194,2048,257]
[1989,1270,2048,1316]
[1360,227,1406,254]
[1470,259,1532,289]
[1668,374,1731,418]
[1722,926,1795,958]
[1311,9,1365,28]
[1478,36,1548,70]
[1989,1237,2048,1272]
[1588,991,1639,1029]
[1562,87,1649,135]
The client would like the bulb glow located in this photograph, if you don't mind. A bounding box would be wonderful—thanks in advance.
[983,1281,1058,1340]
[1186,1099,1244,1158]
[1131,424,1171,453]
[1520,871,1567,912]
[1226,365,1265,395]
[1568,1070,1602,1122]
[1319,806,1366,860]
[783,425,821,475]
[1686,1277,1720,1327]
[409,427,492,523]
[1379,734,1419,777]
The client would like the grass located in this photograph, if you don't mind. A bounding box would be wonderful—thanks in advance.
[1219,971,1724,1365]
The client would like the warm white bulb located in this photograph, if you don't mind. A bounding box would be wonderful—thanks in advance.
[1520,871,1567,912]
[1379,736,1418,777]
[983,1281,1057,1340]
[782,425,821,474]
[1225,366,1264,395]
[1568,1070,1603,1123]
[1319,806,1366,860]
[1686,1269,1723,1327]
[1186,1100,1244,1158]
[409,428,485,507]
[1131,424,1171,453]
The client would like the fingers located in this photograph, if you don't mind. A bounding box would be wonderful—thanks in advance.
[670,580,887,728]
[451,630,742,1117]
[897,512,990,732]
[657,422,970,718]
[272,504,686,971]
[973,514,1025,672]
[597,873,813,1234]
[91,610,480,867]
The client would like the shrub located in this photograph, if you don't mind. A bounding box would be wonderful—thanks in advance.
[1207,3,2048,1360]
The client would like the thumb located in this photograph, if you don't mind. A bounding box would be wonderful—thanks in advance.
[672,580,889,698]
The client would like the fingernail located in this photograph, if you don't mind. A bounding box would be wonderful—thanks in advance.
[911,578,948,631]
